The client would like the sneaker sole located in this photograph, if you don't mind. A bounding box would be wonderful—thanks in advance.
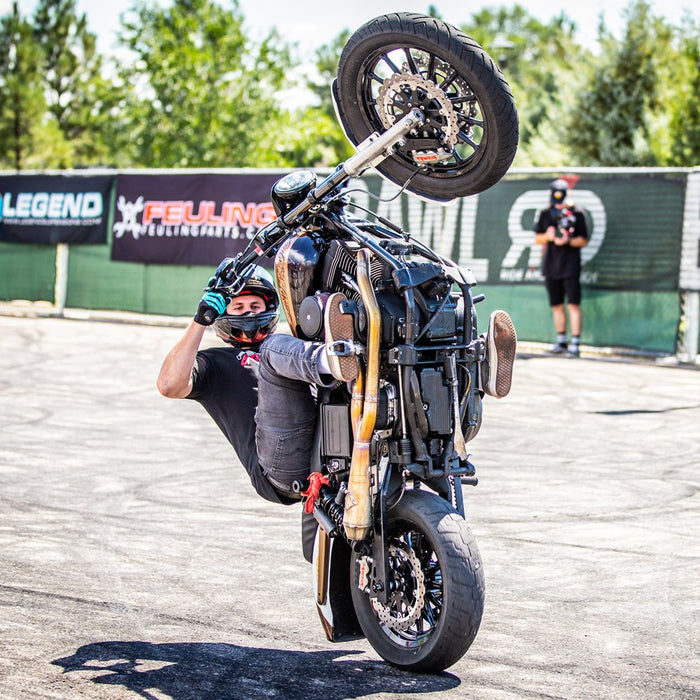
[486,310,516,398]
[324,293,359,382]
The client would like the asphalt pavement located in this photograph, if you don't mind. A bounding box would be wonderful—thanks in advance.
[0,312,698,699]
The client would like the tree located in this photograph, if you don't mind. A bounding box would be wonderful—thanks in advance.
[32,0,116,167]
[306,29,350,120]
[567,1,667,166]
[116,0,294,168]
[0,2,47,170]
[667,16,700,165]
[462,4,592,167]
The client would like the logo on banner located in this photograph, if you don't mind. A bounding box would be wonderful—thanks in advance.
[113,196,144,238]
[112,196,276,241]
[0,191,104,224]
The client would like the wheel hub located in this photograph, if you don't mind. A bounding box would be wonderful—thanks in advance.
[376,71,460,151]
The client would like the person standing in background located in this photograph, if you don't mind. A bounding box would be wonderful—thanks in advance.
[534,178,589,357]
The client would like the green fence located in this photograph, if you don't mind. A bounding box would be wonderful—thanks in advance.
[1,167,699,357]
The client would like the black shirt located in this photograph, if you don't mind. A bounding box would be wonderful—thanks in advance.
[534,206,588,279]
[186,346,283,503]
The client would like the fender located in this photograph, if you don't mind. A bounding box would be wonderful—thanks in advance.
[312,527,364,642]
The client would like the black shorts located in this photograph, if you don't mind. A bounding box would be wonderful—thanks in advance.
[545,277,582,306]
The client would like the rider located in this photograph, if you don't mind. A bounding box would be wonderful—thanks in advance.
[157,265,353,504]
[157,262,516,504]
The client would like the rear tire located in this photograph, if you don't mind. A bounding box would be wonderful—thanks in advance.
[335,12,519,201]
[350,489,485,672]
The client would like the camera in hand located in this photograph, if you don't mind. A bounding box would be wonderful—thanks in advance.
[555,208,576,238]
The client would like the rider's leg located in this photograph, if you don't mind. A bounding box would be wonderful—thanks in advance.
[256,334,336,495]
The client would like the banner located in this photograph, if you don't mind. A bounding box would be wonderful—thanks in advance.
[111,173,281,265]
[357,172,686,292]
[0,174,113,244]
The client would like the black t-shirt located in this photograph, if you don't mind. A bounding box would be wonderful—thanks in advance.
[186,346,283,504]
[534,206,588,279]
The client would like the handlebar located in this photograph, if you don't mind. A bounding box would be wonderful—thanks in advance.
[219,109,427,293]
[202,308,217,325]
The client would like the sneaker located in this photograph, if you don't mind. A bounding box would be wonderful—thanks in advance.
[324,293,359,382]
[482,310,517,398]
[547,342,568,355]
[567,345,580,358]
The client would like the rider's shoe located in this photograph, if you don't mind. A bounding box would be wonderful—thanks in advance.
[482,310,516,398]
[547,342,569,355]
[567,345,580,358]
[324,293,359,382]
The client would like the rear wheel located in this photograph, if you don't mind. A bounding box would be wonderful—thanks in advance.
[350,489,485,672]
[335,12,519,202]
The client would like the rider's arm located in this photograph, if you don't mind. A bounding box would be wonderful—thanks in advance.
[158,275,231,398]
[157,321,207,399]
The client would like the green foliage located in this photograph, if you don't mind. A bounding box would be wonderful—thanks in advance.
[307,29,350,119]
[567,1,661,165]
[250,107,353,167]
[667,16,700,165]
[462,4,592,167]
[116,0,293,167]
[31,0,120,167]
[564,0,699,167]
[0,2,47,169]
[0,0,697,171]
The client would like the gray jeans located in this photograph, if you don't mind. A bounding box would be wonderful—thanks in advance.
[255,334,336,495]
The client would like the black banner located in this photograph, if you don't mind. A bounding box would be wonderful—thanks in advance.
[111,173,282,265]
[0,174,113,244]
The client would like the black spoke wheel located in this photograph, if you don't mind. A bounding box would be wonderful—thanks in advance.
[350,489,485,673]
[335,12,519,201]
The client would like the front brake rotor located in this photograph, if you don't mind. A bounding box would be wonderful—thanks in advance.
[376,71,460,151]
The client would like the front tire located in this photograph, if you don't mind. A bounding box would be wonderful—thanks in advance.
[350,489,485,672]
[335,12,519,201]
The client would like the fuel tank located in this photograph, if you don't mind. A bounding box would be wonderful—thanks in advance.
[274,231,326,339]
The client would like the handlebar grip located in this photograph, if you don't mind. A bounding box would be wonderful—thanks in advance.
[202,308,217,325]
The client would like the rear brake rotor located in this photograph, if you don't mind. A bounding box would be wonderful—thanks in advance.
[371,544,426,632]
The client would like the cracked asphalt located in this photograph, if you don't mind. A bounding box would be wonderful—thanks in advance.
[0,313,698,699]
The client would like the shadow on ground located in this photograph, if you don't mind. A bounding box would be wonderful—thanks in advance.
[52,641,461,699]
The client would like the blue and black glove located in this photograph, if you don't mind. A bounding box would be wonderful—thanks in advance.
[194,281,231,326]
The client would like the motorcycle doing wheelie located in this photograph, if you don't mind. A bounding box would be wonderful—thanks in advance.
[211,13,519,672]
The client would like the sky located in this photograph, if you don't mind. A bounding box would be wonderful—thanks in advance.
[10,0,699,59]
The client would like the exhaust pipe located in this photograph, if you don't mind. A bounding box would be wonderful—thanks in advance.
[343,249,380,541]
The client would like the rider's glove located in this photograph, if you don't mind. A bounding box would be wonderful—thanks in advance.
[194,287,230,326]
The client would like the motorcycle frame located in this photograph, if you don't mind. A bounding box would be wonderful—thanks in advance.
[227,107,486,615]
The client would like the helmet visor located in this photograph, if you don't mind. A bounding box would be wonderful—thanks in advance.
[213,310,278,347]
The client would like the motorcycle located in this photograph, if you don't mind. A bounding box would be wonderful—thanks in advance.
[209,12,518,672]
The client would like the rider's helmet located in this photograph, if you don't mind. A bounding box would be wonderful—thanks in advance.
[549,178,568,206]
[213,265,280,348]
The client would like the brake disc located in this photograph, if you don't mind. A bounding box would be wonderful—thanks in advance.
[371,544,426,632]
[376,70,460,151]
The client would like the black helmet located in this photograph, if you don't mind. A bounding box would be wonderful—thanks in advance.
[550,178,568,206]
[213,265,279,348]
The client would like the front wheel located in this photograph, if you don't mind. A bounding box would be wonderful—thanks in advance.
[335,12,519,202]
[350,489,485,672]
